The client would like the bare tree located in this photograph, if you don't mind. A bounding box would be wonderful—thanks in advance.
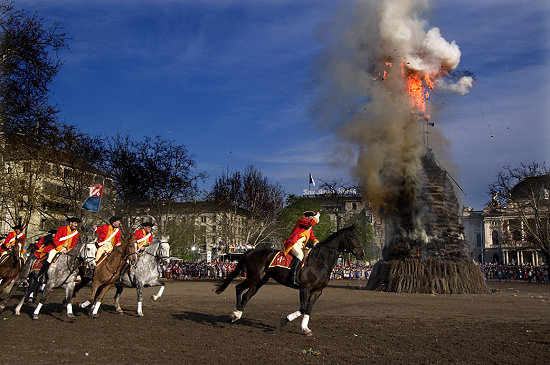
[317,177,359,230]
[489,162,550,265]
[209,165,285,246]
[103,134,206,235]
[0,0,68,138]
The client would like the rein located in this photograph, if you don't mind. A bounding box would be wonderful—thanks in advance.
[101,241,137,277]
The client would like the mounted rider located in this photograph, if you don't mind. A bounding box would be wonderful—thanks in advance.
[119,221,154,274]
[283,211,320,285]
[0,224,25,259]
[33,230,59,259]
[133,222,154,252]
[36,217,81,278]
[93,216,122,262]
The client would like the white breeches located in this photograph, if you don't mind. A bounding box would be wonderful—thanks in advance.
[289,245,304,261]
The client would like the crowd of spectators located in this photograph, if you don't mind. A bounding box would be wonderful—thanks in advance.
[160,260,549,284]
[481,263,549,284]
[161,260,374,281]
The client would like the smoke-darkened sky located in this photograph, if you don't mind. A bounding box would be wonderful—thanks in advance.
[17,0,550,210]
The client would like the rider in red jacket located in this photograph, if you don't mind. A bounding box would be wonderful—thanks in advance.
[283,211,320,285]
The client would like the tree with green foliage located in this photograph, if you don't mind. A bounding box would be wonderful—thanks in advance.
[275,195,331,245]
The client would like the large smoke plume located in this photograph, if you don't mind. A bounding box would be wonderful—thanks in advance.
[311,0,473,242]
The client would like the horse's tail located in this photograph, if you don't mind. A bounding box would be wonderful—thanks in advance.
[215,250,250,295]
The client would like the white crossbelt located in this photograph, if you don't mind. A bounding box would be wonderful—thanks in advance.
[97,228,119,246]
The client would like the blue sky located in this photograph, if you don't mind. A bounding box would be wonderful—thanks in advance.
[17,0,550,210]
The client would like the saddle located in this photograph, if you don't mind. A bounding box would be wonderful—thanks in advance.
[31,253,60,271]
[268,251,293,269]
[269,248,311,270]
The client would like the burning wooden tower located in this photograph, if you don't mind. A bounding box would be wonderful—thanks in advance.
[310,1,488,293]
[366,149,488,294]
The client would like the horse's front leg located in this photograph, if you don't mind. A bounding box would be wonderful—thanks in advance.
[136,284,144,316]
[299,289,323,336]
[280,286,309,330]
[64,280,78,321]
[114,284,124,315]
[91,283,114,318]
[151,281,165,302]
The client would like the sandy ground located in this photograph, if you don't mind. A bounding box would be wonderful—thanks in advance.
[0,279,548,364]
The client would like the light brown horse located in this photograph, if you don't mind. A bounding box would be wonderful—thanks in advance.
[75,237,137,318]
[0,239,24,294]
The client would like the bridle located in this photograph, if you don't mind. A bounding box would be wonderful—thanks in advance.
[143,241,170,265]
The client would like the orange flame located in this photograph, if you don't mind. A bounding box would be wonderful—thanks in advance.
[401,63,436,120]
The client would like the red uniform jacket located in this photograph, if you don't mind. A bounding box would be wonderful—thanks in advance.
[283,217,319,255]
[0,231,25,253]
[133,229,153,249]
[34,234,55,258]
[95,224,121,246]
[52,225,79,252]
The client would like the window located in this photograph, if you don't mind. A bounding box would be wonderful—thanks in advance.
[492,230,500,246]
[201,216,207,223]
[352,202,357,210]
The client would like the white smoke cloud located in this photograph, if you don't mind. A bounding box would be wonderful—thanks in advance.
[436,76,474,95]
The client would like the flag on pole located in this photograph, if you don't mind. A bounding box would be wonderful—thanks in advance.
[309,173,315,187]
[82,184,104,212]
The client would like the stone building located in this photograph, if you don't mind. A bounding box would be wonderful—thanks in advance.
[462,174,549,265]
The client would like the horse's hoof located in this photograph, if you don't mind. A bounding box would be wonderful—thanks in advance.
[151,295,158,302]
[137,312,144,317]
[32,314,39,320]
[116,309,124,315]
[27,298,34,304]
[302,328,313,336]
[231,310,242,322]
[92,314,99,319]
[280,317,289,328]
[68,314,77,322]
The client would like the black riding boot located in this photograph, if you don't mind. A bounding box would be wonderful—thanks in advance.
[290,258,302,286]
[120,261,130,275]
[36,261,50,280]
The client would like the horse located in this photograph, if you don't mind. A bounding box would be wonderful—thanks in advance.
[0,241,40,312]
[76,237,138,318]
[215,224,364,336]
[113,238,170,316]
[0,239,24,294]
[13,241,97,320]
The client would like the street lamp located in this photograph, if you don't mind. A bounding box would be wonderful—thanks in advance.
[191,246,196,262]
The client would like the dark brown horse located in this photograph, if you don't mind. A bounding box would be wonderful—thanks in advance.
[74,237,137,318]
[215,225,364,336]
[0,239,24,294]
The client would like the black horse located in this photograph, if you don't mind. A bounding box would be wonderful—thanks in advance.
[215,225,364,336]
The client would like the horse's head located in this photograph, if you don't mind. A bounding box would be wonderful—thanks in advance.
[125,238,138,265]
[82,242,97,269]
[339,225,365,260]
[157,239,171,266]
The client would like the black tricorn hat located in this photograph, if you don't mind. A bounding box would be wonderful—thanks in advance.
[12,224,24,230]
[66,217,82,223]
[109,216,123,224]
[303,211,316,217]
[140,222,155,227]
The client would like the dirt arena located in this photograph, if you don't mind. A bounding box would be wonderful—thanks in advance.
[0,279,548,364]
